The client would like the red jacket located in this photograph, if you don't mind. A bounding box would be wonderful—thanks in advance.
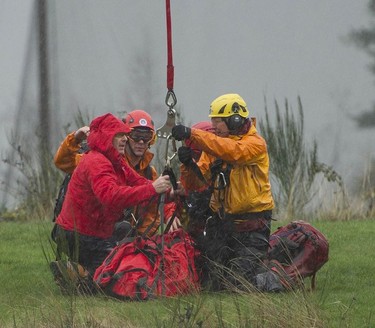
[56,113,158,239]
[53,131,176,236]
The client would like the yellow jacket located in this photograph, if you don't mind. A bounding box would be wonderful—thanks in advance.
[180,124,274,215]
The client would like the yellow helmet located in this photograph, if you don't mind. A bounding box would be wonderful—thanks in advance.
[209,93,249,119]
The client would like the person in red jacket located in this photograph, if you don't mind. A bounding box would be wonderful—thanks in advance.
[53,110,180,237]
[54,113,171,277]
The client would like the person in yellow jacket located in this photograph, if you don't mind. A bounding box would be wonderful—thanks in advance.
[54,110,180,238]
[172,93,274,291]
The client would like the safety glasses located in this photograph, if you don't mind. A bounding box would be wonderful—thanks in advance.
[128,130,153,143]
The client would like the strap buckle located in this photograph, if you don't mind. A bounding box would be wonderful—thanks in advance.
[216,172,227,189]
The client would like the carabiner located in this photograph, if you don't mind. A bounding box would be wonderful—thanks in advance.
[216,172,227,190]
[164,134,177,163]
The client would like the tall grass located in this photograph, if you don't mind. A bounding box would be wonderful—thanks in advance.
[1,134,62,221]
[0,109,92,221]
[258,97,346,220]
[351,157,375,218]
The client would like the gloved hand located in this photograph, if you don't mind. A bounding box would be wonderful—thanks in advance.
[172,124,191,141]
[178,146,193,165]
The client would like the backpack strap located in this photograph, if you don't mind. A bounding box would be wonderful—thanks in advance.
[53,173,71,222]
[267,259,295,290]
[144,164,153,180]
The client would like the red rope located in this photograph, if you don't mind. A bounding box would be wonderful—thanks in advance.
[166,0,174,91]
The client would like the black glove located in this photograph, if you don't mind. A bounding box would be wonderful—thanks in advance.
[172,125,191,141]
[178,146,193,165]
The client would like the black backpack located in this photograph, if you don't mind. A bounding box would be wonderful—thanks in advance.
[53,173,71,222]
[53,141,90,222]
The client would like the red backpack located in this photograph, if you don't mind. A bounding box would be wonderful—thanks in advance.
[93,229,201,300]
[266,220,329,290]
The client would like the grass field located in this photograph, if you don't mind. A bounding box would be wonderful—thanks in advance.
[0,218,374,327]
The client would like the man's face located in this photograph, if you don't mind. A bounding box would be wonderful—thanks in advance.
[211,117,230,138]
[112,133,128,155]
[126,128,153,157]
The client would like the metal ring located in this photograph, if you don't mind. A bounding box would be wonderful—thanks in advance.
[165,90,177,109]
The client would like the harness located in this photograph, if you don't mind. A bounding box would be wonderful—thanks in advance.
[210,158,232,219]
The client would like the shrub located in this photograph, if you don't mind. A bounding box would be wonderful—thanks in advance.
[0,110,91,221]
[258,97,345,219]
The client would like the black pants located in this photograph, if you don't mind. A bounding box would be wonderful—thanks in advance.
[53,225,116,276]
[199,214,271,291]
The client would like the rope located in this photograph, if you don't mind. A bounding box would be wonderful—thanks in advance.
[165,0,174,92]
[159,1,178,297]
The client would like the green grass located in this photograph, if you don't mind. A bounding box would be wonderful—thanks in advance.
[311,220,375,327]
[0,219,374,327]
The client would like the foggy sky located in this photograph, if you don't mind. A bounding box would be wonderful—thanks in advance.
[1,0,374,207]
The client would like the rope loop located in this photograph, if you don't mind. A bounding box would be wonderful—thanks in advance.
[165,89,177,109]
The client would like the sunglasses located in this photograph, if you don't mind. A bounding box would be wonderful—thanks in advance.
[128,131,153,143]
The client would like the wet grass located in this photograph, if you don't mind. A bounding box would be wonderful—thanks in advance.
[0,218,374,327]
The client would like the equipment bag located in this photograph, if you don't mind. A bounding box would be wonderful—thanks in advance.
[53,173,71,222]
[93,229,201,300]
[53,141,90,222]
[265,220,329,290]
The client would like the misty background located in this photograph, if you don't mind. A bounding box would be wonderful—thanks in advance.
[1,1,374,208]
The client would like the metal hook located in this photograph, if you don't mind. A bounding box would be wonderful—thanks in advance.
[164,134,177,165]
[216,172,227,189]
[156,107,176,139]
[165,90,177,109]
[156,90,178,139]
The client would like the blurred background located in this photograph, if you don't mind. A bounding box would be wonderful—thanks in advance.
[0,0,374,213]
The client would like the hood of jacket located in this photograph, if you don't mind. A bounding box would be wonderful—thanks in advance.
[87,113,130,164]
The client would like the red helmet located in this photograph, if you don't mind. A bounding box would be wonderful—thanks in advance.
[123,110,155,131]
[123,110,156,145]
[186,121,214,160]
[191,121,214,133]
